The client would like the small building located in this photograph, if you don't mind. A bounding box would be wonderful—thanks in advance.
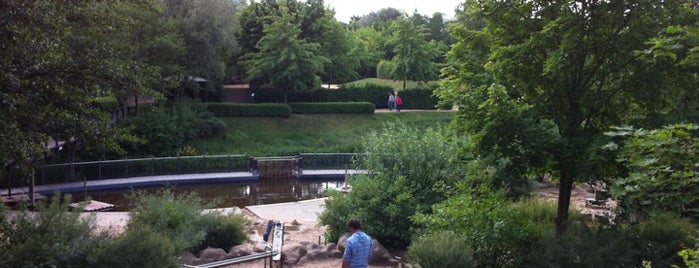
[221,84,253,103]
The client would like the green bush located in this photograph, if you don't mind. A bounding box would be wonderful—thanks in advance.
[193,212,250,253]
[376,60,396,80]
[408,231,476,268]
[206,103,291,118]
[289,102,375,114]
[120,100,226,157]
[0,195,109,267]
[320,123,459,249]
[397,87,444,110]
[94,226,179,268]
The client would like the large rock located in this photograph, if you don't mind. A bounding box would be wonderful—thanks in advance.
[330,249,343,258]
[282,244,308,265]
[181,251,200,265]
[198,247,227,263]
[297,248,331,266]
[369,238,393,265]
[300,241,323,250]
[228,243,253,258]
[337,232,351,251]
[324,243,337,253]
[253,242,270,253]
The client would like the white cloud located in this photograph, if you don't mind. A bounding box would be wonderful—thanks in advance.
[323,0,463,23]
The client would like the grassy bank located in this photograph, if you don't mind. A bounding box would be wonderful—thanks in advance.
[342,78,438,91]
[192,112,454,156]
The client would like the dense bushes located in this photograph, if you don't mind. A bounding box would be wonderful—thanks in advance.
[0,190,249,267]
[289,102,375,114]
[120,100,226,157]
[320,123,459,249]
[407,231,475,268]
[206,103,291,118]
[397,87,444,110]
[410,186,699,268]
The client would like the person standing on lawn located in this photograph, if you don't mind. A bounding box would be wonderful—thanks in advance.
[395,94,403,112]
[388,92,395,111]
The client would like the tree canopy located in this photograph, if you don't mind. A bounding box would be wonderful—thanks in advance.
[438,0,697,231]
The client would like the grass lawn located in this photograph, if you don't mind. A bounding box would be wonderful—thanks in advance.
[342,78,438,91]
[192,112,454,156]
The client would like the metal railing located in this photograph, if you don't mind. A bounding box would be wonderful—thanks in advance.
[24,153,362,186]
[39,154,249,185]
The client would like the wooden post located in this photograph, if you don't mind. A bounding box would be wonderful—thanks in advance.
[29,169,35,208]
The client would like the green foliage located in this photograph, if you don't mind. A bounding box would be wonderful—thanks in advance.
[206,103,292,118]
[243,1,329,100]
[387,17,439,90]
[320,123,459,249]
[637,213,699,267]
[193,212,250,253]
[0,195,109,267]
[396,87,443,110]
[408,231,476,268]
[127,188,210,253]
[93,226,179,268]
[676,247,699,268]
[254,82,394,108]
[413,186,555,268]
[606,124,699,219]
[376,60,396,80]
[121,100,226,157]
[289,102,375,114]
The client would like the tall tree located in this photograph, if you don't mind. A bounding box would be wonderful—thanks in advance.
[439,0,693,232]
[243,0,329,102]
[0,1,163,175]
[388,18,439,90]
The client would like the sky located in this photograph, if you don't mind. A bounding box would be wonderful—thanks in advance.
[323,0,464,23]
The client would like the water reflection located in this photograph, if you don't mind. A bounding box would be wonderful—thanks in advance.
[70,178,348,211]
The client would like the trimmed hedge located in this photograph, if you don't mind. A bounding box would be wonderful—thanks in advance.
[289,102,375,114]
[206,103,291,118]
[252,83,394,108]
[397,87,443,110]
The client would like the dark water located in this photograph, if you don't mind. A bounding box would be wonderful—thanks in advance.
[68,179,348,211]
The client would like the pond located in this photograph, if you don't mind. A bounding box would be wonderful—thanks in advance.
[67,178,348,211]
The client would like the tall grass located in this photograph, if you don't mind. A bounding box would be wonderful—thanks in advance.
[192,113,454,156]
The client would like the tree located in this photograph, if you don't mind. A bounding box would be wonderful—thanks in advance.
[320,123,459,249]
[439,0,693,232]
[607,124,699,220]
[316,11,359,85]
[348,27,386,77]
[388,18,439,90]
[243,1,329,102]
[0,1,165,179]
[164,0,241,90]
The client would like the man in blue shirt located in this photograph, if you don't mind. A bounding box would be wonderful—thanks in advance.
[342,219,372,268]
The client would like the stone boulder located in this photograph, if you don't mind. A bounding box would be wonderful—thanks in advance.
[282,244,308,265]
[297,248,331,265]
[330,249,343,258]
[198,247,227,263]
[228,243,253,258]
[337,232,351,251]
[300,241,323,251]
[181,251,200,265]
[324,243,337,253]
[369,238,393,264]
[253,242,270,253]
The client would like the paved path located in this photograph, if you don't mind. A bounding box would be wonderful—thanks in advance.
[374,109,456,113]
[244,198,326,224]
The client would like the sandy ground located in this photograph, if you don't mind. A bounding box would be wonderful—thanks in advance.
[89,183,611,267]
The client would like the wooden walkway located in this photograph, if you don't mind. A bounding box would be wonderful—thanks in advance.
[0,169,363,196]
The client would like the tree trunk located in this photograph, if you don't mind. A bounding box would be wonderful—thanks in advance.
[134,93,139,114]
[555,158,574,234]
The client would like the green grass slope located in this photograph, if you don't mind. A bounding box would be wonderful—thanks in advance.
[192,112,454,156]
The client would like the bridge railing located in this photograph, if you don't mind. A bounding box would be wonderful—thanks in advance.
[38,154,249,185]
[28,153,362,186]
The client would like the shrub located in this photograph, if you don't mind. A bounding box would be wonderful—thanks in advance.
[193,212,250,253]
[93,226,179,268]
[0,195,109,267]
[206,103,291,118]
[120,100,225,157]
[289,102,375,114]
[127,188,213,253]
[253,83,394,108]
[408,231,476,268]
[320,123,459,249]
[397,87,445,110]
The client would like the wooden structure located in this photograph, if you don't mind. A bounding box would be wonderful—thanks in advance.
[221,84,252,103]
